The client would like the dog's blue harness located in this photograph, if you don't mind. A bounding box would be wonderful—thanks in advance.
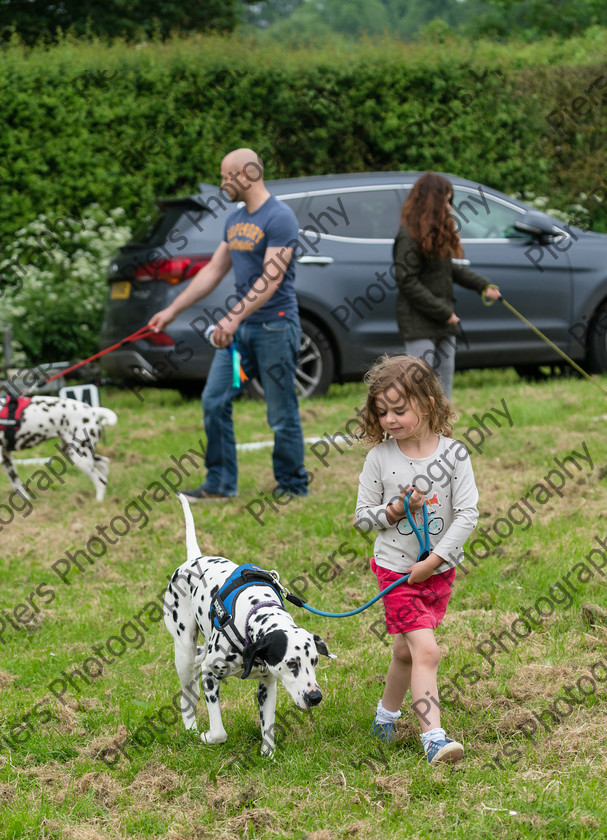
[210,563,286,654]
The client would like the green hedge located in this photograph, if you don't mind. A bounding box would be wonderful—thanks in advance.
[1,29,607,249]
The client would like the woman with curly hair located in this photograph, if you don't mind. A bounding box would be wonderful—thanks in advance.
[394,172,501,397]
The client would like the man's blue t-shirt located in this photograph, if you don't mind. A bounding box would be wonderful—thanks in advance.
[224,195,300,324]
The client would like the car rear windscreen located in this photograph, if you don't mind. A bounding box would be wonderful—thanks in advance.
[127,199,228,250]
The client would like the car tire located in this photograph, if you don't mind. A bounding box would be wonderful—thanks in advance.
[585,302,607,373]
[247,317,336,399]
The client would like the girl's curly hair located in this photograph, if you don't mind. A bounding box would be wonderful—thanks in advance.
[359,355,455,446]
[401,171,464,260]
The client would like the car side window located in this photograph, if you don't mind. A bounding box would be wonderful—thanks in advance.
[279,196,305,222]
[304,189,402,239]
[452,187,523,239]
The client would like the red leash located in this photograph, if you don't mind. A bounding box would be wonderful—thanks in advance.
[44,326,156,384]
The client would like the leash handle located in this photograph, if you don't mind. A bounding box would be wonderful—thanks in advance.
[44,326,156,384]
[404,490,431,561]
[481,285,501,306]
[203,325,248,389]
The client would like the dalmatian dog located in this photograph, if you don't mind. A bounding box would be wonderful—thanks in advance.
[0,396,118,502]
[164,493,332,756]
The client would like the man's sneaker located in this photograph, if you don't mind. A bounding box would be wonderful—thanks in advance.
[426,738,464,765]
[182,487,236,502]
[370,718,397,743]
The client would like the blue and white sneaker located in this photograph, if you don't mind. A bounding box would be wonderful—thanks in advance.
[426,737,464,764]
[370,718,397,743]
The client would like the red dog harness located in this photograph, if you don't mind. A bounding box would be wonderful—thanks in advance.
[0,395,31,450]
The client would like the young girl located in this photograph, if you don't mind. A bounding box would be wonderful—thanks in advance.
[355,354,479,764]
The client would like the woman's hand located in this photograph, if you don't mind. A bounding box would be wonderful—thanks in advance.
[484,286,501,302]
[446,312,460,325]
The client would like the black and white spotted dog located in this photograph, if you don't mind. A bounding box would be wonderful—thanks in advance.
[0,396,118,502]
[164,493,332,756]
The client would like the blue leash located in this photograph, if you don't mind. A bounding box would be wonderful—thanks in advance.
[284,491,431,619]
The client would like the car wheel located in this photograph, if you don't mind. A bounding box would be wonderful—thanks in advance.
[247,317,336,399]
[585,302,607,373]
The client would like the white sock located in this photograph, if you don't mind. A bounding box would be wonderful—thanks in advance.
[375,699,402,724]
[420,727,446,753]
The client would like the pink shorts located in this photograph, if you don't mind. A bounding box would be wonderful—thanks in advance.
[370,557,455,634]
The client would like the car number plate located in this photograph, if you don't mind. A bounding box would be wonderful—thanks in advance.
[111,281,131,300]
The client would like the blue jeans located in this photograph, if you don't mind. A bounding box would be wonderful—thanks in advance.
[200,318,308,496]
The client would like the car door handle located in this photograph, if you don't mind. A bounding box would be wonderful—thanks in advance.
[452,258,471,265]
[297,256,335,265]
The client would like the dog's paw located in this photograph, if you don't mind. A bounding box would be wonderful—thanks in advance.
[201,730,227,745]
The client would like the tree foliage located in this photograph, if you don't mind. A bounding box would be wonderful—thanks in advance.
[2,31,607,364]
[249,0,483,40]
[1,31,606,254]
[466,0,607,39]
[0,0,256,44]
[245,0,607,41]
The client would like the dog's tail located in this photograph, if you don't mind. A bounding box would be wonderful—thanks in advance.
[177,492,203,562]
[95,407,118,427]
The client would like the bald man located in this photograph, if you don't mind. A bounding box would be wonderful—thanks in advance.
[149,148,308,500]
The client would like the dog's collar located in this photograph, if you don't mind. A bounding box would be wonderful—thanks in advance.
[244,600,285,646]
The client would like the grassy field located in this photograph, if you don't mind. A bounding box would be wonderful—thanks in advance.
[1,368,606,840]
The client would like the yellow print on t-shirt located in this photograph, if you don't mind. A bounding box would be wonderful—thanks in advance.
[226,222,266,251]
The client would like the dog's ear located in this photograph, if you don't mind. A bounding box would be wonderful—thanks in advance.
[241,630,288,679]
[313,633,335,659]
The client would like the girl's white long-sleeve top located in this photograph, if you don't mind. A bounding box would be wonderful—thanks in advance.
[355,436,479,575]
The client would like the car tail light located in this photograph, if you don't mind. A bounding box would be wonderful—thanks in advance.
[134,256,211,285]
[144,332,175,347]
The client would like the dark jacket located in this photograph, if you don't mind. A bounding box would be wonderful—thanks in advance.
[393,225,489,342]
